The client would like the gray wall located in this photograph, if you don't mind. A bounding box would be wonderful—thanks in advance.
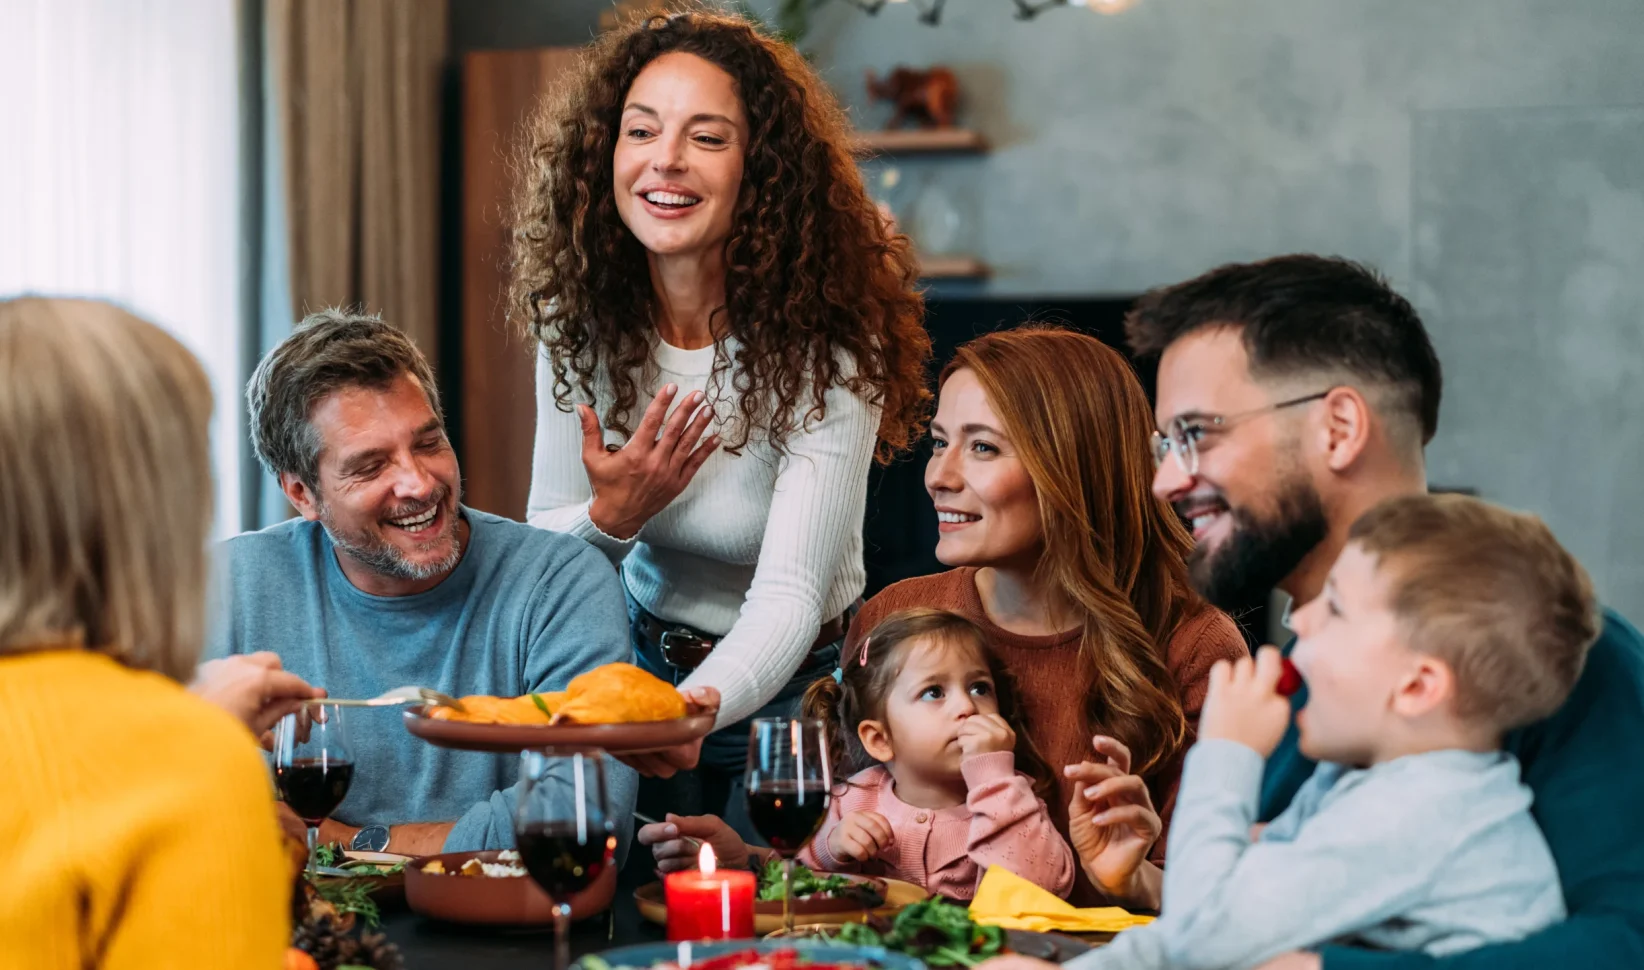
[805,1,1644,615]
[460,0,1644,617]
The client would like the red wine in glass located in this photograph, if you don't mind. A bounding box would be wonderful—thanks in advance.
[746,717,832,933]
[275,758,354,824]
[517,822,615,897]
[746,781,829,853]
[273,704,352,875]
[515,750,613,970]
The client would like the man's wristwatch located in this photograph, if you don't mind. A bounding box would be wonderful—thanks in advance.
[352,824,390,853]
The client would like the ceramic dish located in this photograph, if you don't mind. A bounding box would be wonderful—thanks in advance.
[403,705,716,754]
[404,849,615,927]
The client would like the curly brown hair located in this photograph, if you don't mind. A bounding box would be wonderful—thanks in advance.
[508,8,931,461]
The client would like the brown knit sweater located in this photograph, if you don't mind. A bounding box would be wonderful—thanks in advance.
[846,566,1247,905]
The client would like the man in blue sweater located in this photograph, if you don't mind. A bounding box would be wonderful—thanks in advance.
[208,310,637,861]
[1124,255,1644,969]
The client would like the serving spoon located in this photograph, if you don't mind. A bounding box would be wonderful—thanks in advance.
[310,686,466,713]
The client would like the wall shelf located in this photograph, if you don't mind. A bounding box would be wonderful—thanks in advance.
[918,255,990,280]
[851,128,989,156]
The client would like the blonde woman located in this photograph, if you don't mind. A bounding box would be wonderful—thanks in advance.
[0,298,290,967]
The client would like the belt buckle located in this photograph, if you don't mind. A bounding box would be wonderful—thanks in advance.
[658,629,710,668]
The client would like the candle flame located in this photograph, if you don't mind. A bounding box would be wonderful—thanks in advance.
[699,841,716,875]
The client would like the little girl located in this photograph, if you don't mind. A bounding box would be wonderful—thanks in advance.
[797,607,1074,899]
[640,608,1075,900]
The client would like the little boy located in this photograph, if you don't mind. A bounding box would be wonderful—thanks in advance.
[1072,493,1598,970]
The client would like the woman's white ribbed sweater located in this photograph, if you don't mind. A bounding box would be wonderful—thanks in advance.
[526,337,881,726]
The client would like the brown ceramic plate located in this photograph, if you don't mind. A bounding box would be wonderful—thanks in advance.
[750,874,888,915]
[404,850,616,927]
[402,706,716,754]
[636,876,929,935]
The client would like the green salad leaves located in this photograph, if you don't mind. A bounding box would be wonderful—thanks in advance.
[829,899,1005,967]
[756,858,861,902]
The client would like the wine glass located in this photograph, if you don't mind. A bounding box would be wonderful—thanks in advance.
[272,703,354,875]
[746,717,832,933]
[515,750,616,970]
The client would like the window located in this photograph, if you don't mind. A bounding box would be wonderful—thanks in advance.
[0,0,243,535]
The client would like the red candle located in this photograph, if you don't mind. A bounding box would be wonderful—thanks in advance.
[664,844,756,940]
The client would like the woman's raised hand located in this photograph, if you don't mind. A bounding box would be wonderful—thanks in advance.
[1065,735,1163,908]
[582,384,719,540]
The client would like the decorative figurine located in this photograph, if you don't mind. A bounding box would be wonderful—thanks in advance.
[865,66,959,129]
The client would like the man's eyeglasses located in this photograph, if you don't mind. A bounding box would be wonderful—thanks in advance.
[1151,390,1333,476]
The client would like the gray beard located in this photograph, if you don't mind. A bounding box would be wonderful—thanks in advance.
[319,504,464,583]
[1189,477,1329,614]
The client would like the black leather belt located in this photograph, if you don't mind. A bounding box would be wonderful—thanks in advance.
[638,611,850,672]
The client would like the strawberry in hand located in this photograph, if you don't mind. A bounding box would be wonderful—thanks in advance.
[1276,657,1304,697]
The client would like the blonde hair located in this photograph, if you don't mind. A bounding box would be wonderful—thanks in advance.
[0,297,215,681]
[1350,493,1599,731]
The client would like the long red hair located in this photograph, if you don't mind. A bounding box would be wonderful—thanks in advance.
[943,325,1203,780]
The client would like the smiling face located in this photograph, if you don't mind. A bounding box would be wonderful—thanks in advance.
[859,635,1002,784]
[612,52,748,264]
[1151,328,1329,610]
[1286,541,1429,764]
[282,373,464,595]
[925,368,1044,571]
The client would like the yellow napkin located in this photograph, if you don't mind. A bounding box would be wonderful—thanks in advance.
[969,865,1155,934]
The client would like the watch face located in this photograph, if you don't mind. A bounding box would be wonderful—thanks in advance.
[353,825,389,852]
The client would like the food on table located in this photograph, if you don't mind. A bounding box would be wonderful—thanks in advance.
[1277,657,1304,697]
[297,844,406,930]
[290,913,405,970]
[552,662,689,724]
[291,868,406,969]
[427,693,561,725]
[420,849,529,878]
[312,842,407,878]
[425,662,687,726]
[755,858,886,908]
[583,948,878,970]
[828,898,1006,967]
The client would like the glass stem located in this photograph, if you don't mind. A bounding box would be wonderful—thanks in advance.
[553,900,573,970]
[782,855,796,933]
[306,824,319,876]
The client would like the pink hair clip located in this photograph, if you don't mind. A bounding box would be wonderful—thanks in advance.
[858,635,872,667]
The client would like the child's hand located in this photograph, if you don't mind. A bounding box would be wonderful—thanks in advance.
[1199,647,1294,757]
[1065,735,1162,907]
[957,712,1017,758]
[637,813,751,874]
[828,810,895,863]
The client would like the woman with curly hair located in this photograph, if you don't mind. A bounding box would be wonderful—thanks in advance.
[510,9,930,823]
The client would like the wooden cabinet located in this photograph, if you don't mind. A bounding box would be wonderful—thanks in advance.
[459,48,580,520]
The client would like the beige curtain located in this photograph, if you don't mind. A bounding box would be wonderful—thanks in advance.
[267,0,448,356]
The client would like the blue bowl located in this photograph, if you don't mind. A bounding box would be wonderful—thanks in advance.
[574,939,927,970]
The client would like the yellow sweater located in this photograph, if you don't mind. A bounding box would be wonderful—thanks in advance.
[0,650,289,969]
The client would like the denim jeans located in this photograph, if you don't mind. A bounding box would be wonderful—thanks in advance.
[624,589,844,848]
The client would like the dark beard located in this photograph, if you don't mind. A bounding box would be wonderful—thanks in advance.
[1190,479,1328,614]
